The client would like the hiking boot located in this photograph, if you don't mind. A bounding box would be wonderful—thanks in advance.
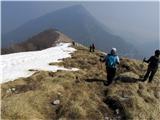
[141,78,147,82]
[148,79,153,83]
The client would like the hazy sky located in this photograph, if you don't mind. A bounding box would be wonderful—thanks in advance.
[1,1,159,45]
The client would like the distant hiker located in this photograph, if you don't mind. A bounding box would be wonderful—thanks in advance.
[92,43,95,52]
[89,45,92,52]
[89,43,95,52]
[72,41,75,46]
[100,48,120,86]
[142,49,160,83]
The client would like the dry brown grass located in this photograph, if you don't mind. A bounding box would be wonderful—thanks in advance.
[1,44,160,120]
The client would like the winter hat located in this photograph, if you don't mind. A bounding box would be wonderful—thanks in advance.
[111,48,117,52]
[155,49,160,56]
[111,48,117,55]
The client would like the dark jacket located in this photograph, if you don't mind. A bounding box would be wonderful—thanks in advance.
[144,56,159,69]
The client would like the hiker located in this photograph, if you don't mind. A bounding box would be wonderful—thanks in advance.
[89,43,95,52]
[100,48,120,85]
[142,49,160,83]
[89,45,92,52]
[72,41,76,46]
[92,43,95,52]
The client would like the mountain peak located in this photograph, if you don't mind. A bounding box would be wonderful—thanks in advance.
[56,4,89,16]
[68,4,85,9]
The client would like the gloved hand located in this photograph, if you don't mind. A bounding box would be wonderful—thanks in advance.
[99,57,103,62]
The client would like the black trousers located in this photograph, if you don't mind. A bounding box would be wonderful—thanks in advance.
[89,48,95,52]
[143,67,158,82]
[107,67,116,85]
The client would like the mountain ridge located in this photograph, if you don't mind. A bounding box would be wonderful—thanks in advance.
[2,5,138,58]
[2,29,72,54]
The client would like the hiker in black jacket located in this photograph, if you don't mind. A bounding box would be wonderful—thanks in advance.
[89,45,92,52]
[142,49,160,83]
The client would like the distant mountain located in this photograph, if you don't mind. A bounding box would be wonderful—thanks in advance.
[2,29,72,54]
[2,5,137,57]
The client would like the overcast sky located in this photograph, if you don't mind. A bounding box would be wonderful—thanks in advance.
[1,1,159,45]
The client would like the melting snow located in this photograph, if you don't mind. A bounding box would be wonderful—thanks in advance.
[0,43,78,83]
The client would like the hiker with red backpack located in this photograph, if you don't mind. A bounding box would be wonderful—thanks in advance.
[100,48,120,86]
[142,49,160,83]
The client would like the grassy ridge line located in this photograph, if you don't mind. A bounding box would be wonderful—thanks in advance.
[1,43,160,120]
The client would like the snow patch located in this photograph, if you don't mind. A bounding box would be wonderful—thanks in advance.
[1,43,78,83]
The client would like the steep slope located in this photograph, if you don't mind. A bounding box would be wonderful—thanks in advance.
[1,43,160,120]
[2,29,72,54]
[2,5,137,57]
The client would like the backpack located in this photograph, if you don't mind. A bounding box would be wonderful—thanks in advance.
[106,54,118,68]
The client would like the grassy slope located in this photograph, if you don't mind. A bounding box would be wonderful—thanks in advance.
[1,44,160,120]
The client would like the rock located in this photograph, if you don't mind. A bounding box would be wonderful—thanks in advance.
[122,90,133,99]
[6,88,12,93]
[57,92,62,96]
[104,116,109,120]
[53,100,60,105]
[115,109,120,114]
[122,93,129,99]
[154,91,160,99]
[59,118,66,120]
[6,88,16,93]
[11,88,16,91]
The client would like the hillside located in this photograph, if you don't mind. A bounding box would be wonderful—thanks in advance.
[2,5,137,57]
[2,29,72,54]
[1,42,160,120]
